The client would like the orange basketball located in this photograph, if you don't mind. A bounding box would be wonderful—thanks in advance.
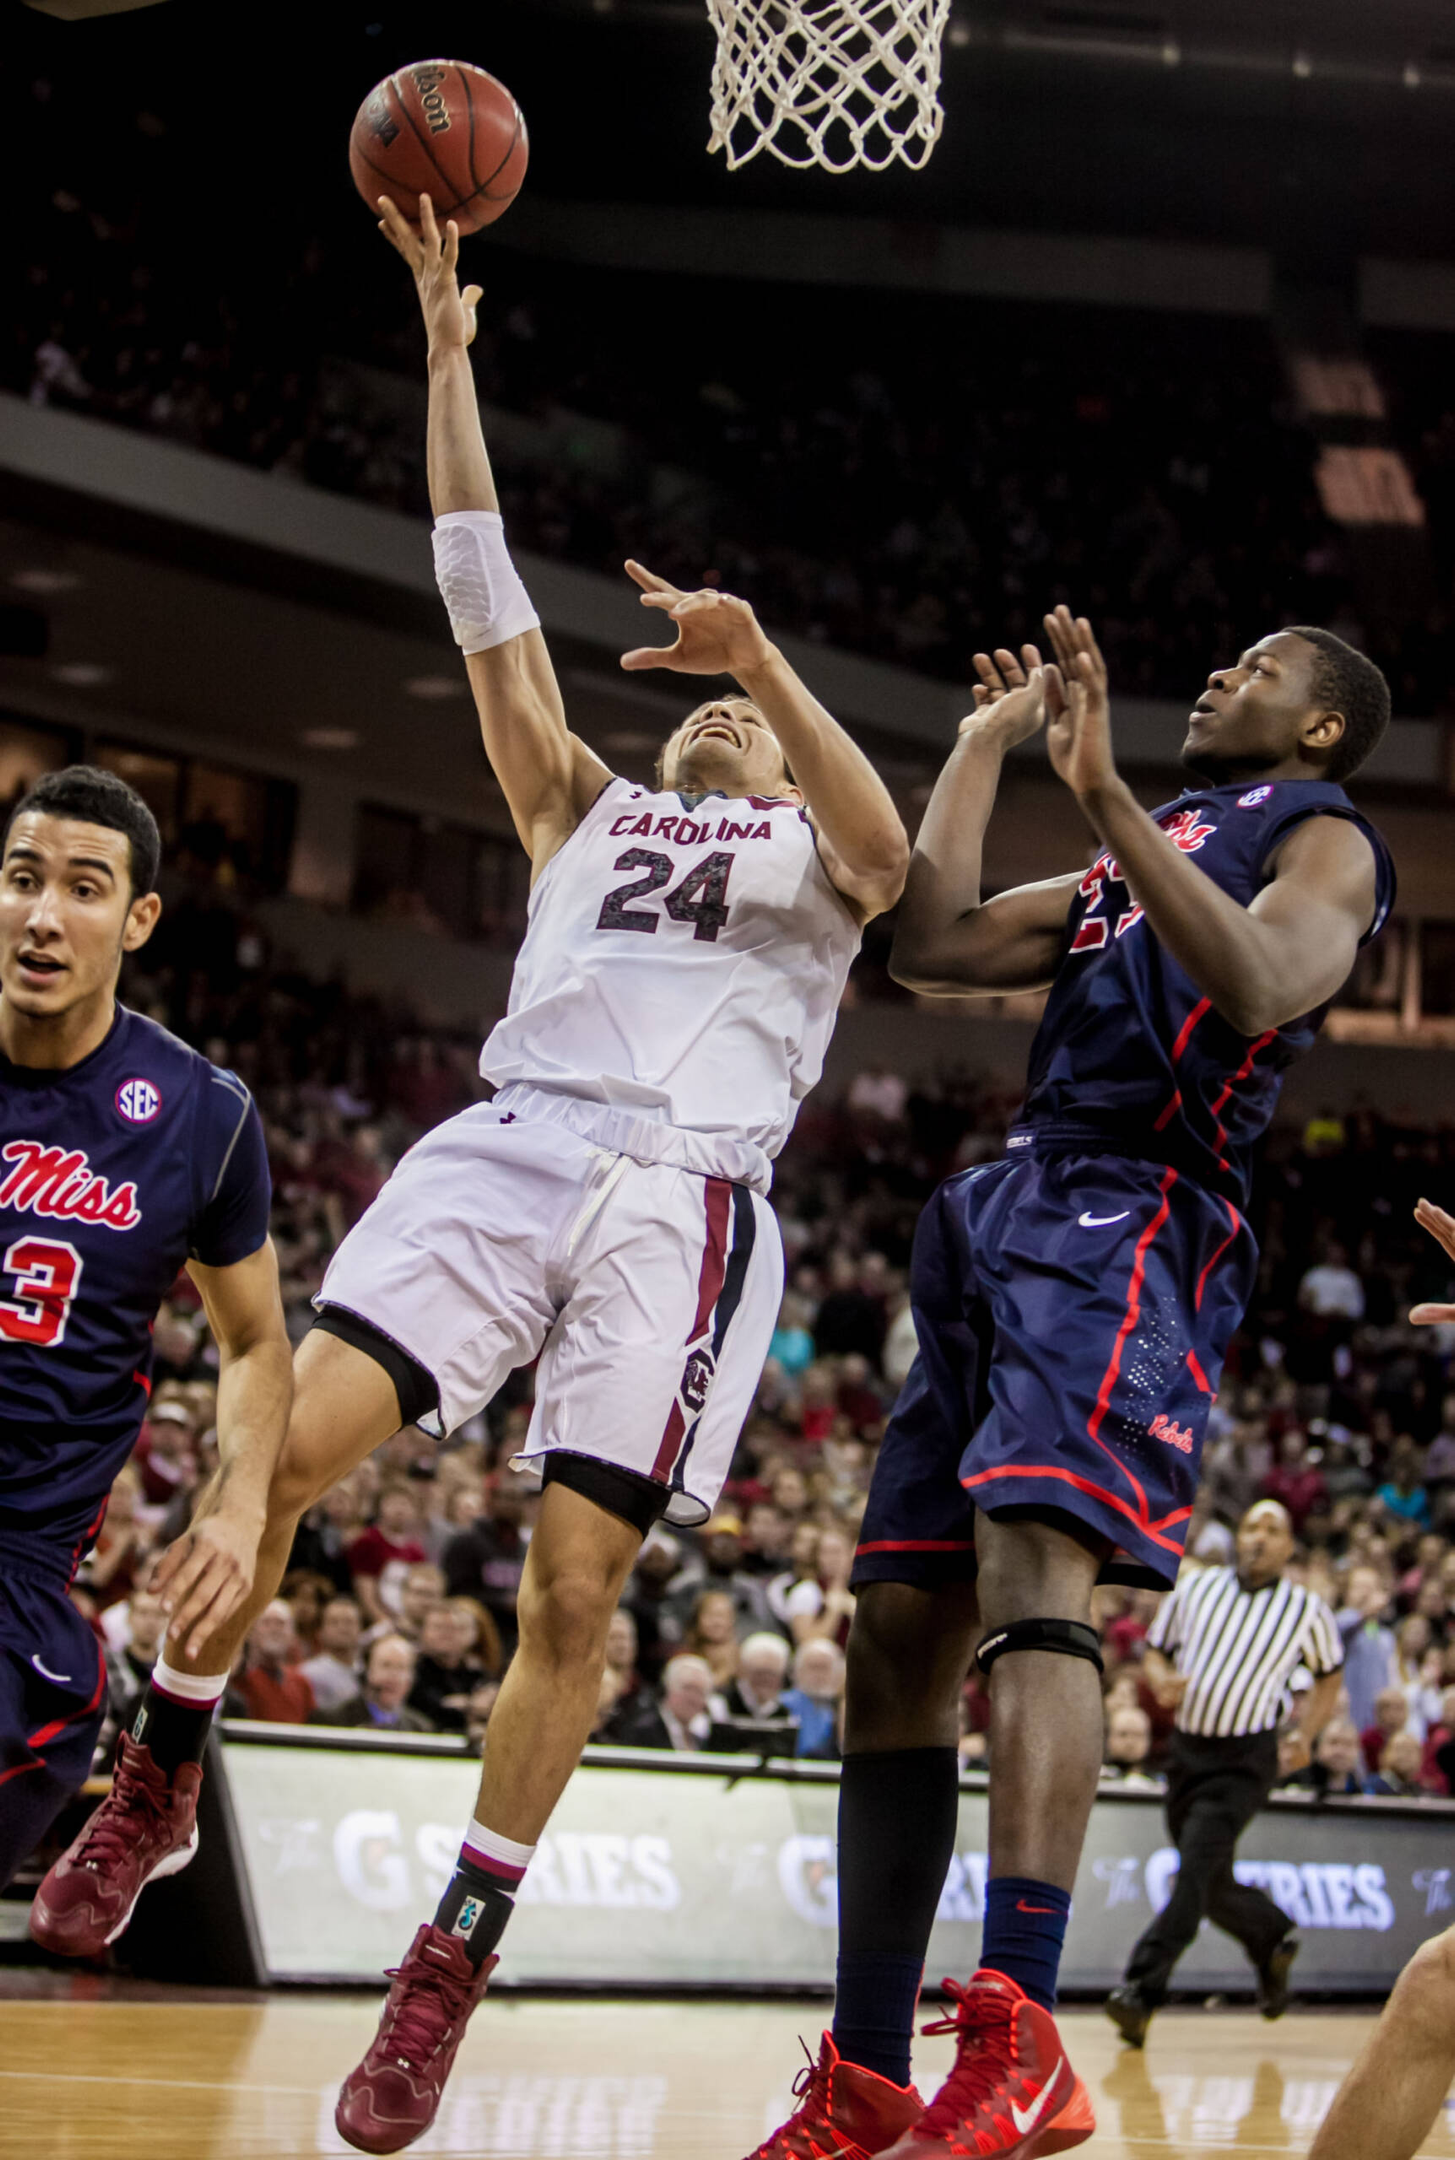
[348,59,528,236]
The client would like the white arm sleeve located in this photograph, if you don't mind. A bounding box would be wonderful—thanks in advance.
[432,509,541,656]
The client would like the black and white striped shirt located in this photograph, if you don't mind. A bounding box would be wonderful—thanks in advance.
[1146,1566,1344,1738]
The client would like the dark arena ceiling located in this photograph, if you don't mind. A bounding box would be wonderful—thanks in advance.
[15,0,1455,263]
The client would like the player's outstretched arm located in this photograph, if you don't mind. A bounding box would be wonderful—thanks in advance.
[1042,607,1379,1033]
[622,566,908,920]
[378,192,609,875]
[152,1238,293,1661]
[889,645,1080,994]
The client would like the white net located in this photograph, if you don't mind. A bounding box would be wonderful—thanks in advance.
[707,0,950,174]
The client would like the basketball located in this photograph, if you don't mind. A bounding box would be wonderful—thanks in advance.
[348,59,528,236]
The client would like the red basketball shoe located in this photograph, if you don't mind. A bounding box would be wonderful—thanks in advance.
[748,2032,924,2160]
[883,1971,1094,2160]
[335,1923,496,2155]
[29,1733,200,1958]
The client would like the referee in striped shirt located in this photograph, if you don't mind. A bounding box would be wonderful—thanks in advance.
[1106,1498,1344,2046]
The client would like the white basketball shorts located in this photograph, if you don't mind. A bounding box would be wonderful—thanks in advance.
[315,1089,783,1527]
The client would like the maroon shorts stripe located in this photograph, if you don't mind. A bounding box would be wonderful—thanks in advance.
[855,1538,974,1556]
[651,1400,686,1485]
[651,1177,735,1485]
[689,1178,733,1342]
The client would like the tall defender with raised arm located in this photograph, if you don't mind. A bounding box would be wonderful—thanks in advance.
[747,611,1395,2160]
[39,197,907,2157]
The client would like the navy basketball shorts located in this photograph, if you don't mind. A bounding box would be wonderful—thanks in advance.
[0,1552,108,1893]
[854,1147,1257,1594]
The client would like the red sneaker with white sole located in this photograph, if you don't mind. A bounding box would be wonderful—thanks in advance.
[335,1923,496,2154]
[746,2032,924,2160]
[883,1971,1094,2160]
[29,1733,200,1958]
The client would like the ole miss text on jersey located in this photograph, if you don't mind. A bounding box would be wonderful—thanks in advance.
[0,1005,271,1558]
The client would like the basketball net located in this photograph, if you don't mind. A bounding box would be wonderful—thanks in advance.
[706,0,950,173]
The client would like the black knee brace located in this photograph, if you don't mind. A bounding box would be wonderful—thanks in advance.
[975,1618,1104,1676]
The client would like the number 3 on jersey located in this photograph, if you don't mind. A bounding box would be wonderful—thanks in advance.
[597,849,735,942]
[0,1237,83,1346]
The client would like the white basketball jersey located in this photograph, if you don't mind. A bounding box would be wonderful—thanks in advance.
[481,776,860,1165]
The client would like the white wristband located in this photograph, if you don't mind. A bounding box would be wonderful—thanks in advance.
[432,509,541,655]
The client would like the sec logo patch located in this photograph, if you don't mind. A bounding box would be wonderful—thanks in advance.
[1238,785,1273,808]
[116,1078,162,1124]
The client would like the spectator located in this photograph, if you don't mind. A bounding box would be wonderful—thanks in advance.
[1377,1438,1432,1529]
[441,1471,534,1651]
[684,1589,741,1689]
[1102,1705,1159,1788]
[1259,1429,1329,1536]
[389,1561,448,1647]
[133,1395,197,1509]
[299,1595,365,1715]
[666,1513,771,1637]
[783,1523,856,1648]
[445,1595,503,1679]
[235,1601,315,1724]
[346,1484,429,1626]
[103,1586,167,1727]
[315,1633,430,1732]
[615,1655,717,1752]
[1338,1565,1399,1732]
[623,1528,686,1680]
[603,1606,642,1707]
[1285,1718,1366,1797]
[721,1632,793,1722]
[1361,1685,1412,1776]
[281,1567,336,1655]
[1367,1730,1430,1797]
[783,1639,846,1759]
[1299,1243,1366,1321]
[408,1603,482,1732]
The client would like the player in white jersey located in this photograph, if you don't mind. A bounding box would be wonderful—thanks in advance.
[52,194,907,2154]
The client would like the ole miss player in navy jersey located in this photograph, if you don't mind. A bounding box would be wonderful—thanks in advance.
[747,612,1395,2160]
[0,766,290,1940]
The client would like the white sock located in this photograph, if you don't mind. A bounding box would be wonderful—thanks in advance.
[151,1654,227,1706]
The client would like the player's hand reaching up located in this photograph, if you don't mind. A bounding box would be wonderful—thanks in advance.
[962,645,1049,749]
[1043,605,1119,798]
[620,562,776,679]
[377,192,482,356]
[1411,1197,1455,1325]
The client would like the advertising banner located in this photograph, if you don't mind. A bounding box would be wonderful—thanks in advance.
[221,1733,1455,1992]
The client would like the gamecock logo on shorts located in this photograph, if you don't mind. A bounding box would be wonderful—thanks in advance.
[1149,1413,1195,1455]
[681,1346,716,1414]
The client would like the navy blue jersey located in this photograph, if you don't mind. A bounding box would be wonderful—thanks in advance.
[0,1005,271,1556]
[1020,780,1396,1204]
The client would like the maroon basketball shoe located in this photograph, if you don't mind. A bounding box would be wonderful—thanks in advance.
[335,1923,497,2155]
[29,1732,201,1958]
[883,1971,1094,2160]
[747,2032,924,2160]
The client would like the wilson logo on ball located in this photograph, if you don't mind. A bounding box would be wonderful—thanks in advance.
[116,1078,162,1125]
[413,64,451,134]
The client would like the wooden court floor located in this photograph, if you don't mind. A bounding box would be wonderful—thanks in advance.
[1,1981,1452,2160]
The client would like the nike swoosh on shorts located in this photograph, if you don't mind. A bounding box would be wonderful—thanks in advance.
[1078,1211,1130,1227]
[31,1654,73,1684]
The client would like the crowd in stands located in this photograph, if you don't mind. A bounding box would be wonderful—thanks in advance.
[17,68,1427,711]
[62,910,1455,1798]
